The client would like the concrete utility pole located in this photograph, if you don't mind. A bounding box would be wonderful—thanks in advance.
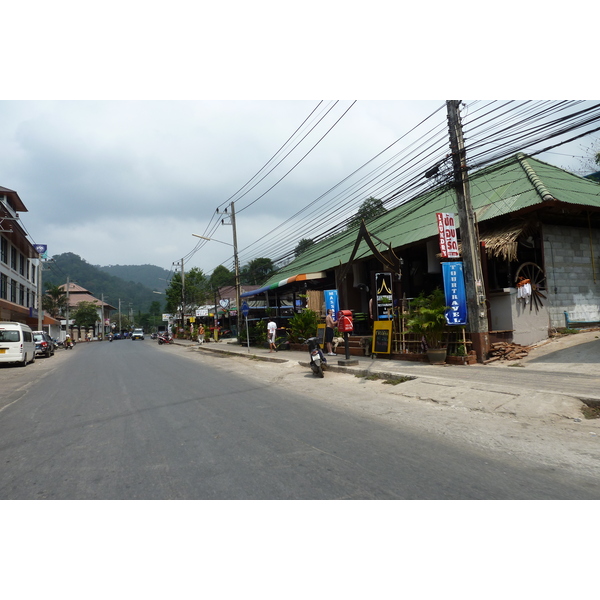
[65,276,70,341]
[230,202,241,337]
[446,100,490,361]
[216,202,241,336]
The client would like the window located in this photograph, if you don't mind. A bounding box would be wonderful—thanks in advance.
[0,330,20,342]
[10,246,17,270]
[19,283,25,305]
[10,278,16,303]
[19,254,25,276]
[0,274,6,299]
[0,237,7,264]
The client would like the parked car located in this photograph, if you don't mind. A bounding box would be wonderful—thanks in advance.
[33,331,55,358]
[131,328,144,340]
[0,322,36,366]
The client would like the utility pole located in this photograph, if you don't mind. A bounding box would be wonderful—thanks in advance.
[37,255,43,331]
[65,276,70,341]
[446,100,490,361]
[217,202,241,336]
[101,293,107,339]
[230,202,241,338]
[181,257,185,330]
[173,258,185,331]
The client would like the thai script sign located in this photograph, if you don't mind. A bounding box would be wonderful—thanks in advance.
[436,212,460,258]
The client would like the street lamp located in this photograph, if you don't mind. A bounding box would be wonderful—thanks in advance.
[193,231,241,338]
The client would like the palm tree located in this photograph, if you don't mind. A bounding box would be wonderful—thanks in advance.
[42,284,67,318]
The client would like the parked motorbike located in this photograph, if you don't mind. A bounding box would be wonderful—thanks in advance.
[306,336,327,378]
[158,333,173,345]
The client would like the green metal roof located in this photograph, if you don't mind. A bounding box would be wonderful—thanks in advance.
[262,154,600,288]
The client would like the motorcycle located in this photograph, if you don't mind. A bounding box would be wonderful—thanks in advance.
[65,338,74,350]
[158,333,173,345]
[306,336,327,378]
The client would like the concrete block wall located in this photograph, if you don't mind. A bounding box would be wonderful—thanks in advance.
[543,223,600,328]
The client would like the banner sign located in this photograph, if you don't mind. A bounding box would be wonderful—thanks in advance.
[375,272,394,320]
[436,212,460,258]
[324,290,339,317]
[372,320,393,354]
[34,244,48,259]
[442,261,467,325]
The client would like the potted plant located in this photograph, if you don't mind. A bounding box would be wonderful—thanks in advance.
[406,288,449,364]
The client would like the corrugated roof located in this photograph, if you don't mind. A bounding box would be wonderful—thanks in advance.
[263,154,600,287]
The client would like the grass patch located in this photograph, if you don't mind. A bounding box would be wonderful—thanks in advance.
[355,373,413,385]
[582,405,600,419]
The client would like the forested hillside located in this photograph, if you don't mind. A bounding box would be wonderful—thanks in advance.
[43,253,166,314]
[98,264,172,291]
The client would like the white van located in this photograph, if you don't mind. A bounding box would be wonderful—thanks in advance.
[0,322,36,366]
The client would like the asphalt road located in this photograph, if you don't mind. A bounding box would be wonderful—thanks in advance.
[1,339,599,499]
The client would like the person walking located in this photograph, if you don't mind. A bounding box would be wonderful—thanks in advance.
[325,309,338,356]
[197,324,205,344]
[267,318,277,352]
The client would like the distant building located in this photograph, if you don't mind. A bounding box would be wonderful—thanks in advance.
[59,282,116,339]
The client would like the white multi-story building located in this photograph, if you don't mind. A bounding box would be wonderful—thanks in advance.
[0,185,57,332]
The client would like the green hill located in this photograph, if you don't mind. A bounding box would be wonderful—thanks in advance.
[43,252,168,314]
[97,264,172,291]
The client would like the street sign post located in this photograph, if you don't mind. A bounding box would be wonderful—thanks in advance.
[242,301,250,352]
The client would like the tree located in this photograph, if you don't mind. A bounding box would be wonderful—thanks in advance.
[240,258,276,285]
[294,238,315,257]
[165,268,209,316]
[72,301,100,329]
[209,265,235,289]
[348,197,386,229]
[575,136,600,175]
[42,284,67,318]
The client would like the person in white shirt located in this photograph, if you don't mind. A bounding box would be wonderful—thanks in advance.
[267,319,277,353]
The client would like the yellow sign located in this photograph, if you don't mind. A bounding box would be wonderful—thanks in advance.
[317,324,326,348]
[372,321,393,354]
[189,317,196,323]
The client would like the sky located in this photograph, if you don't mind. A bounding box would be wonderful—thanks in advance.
[0,99,449,270]
[2,99,598,284]
[3,3,598,287]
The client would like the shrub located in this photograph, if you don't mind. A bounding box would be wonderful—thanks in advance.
[287,309,319,343]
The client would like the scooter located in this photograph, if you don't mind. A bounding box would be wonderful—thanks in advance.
[158,333,173,345]
[306,336,327,378]
[65,339,74,350]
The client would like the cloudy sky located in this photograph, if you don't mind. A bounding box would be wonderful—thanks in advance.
[3,4,597,284]
[0,100,449,269]
[3,99,598,282]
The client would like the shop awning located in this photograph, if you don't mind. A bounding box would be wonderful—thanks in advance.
[240,272,326,298]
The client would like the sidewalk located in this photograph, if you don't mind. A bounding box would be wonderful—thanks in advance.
[174,332,600,421]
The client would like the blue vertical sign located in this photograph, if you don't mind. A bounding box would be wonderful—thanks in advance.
[324,290,339,316]
[442,262,467,325]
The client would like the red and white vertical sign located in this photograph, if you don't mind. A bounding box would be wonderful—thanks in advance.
[436,212,460,258]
